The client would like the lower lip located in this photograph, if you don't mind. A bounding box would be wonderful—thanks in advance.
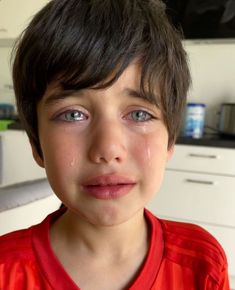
[82,184,135,200]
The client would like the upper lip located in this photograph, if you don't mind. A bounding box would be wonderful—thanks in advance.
[82,174,136,186]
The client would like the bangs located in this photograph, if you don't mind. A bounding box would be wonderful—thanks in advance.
[14,0,167,105]
[12,0,190,153]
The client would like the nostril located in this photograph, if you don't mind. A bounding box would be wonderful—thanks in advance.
[91,151,125,164]
[89,141,127,164]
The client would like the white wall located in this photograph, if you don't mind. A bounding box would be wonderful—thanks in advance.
[184,40,235,128]
[0,43,14,104]
[1,40,235,127]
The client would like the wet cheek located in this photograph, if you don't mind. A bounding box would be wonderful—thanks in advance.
[132,133,169,191]
[41,138,79,178]
[133,136,158,169]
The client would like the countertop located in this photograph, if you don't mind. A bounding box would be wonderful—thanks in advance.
[0,179,53,212]
[177,134,235,149]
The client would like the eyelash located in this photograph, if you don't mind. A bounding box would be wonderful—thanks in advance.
[55,109,156,123]
[126,110,156,122]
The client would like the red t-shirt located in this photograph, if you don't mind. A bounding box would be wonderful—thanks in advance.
[0,208,230,290]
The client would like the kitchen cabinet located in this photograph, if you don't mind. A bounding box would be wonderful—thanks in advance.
[0,0,48,39]
[147,144,235,289]
[0,188,61,235]
[0,130,60,235]
[0,130,46,187]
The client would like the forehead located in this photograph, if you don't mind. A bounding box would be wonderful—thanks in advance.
[41,62,161,107]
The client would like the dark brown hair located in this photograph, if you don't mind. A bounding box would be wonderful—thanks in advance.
[12,0,191,155]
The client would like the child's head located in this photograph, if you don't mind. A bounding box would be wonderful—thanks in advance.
[12,0,190,157]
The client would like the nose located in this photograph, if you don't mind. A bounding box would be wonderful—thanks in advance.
[88,120,128,164]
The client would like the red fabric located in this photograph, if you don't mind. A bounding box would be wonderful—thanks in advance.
[0,209,230,290]
[151,217,230,290]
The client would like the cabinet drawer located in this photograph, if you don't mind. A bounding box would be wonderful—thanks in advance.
[0,131,46,187]
[167,145,235,176]
[147,170,235,227]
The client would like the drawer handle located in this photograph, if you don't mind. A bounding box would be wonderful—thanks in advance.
[188,153,219,159]
[185,179,216,185]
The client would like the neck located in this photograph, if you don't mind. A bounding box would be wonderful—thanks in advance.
[50,208,151,289]
[50,208,149,261]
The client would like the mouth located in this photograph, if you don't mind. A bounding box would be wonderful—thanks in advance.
[81,175,136,200]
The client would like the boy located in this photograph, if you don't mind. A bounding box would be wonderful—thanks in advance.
[0,0,230,289]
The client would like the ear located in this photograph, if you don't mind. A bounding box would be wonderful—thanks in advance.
[29,139,45,168]
[166,144,174,161]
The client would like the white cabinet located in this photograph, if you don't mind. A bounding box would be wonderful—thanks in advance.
[147,144,235,288]
[0,130,46,187]
[154,170,235,227]
[168,145,235,175]
[0,193,61,235]
[0,0,48,39]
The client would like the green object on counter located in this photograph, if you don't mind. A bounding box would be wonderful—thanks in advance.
[0,120,14,131]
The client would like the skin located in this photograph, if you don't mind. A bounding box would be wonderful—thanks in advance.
[31,63,174,290]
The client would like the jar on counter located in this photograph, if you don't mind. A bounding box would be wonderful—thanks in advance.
[183,103,206,139]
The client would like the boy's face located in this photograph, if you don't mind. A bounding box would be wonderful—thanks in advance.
[33,63,173,226]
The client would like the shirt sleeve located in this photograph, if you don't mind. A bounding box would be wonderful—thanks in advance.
[217,268,230,290]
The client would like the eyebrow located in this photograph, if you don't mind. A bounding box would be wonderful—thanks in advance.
[43,90,84,106]
[43,87,159,107]
[124,88,160,107]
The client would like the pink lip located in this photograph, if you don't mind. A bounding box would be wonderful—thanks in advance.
[81,175,136,200]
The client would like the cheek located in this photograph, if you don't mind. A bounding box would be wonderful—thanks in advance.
[40,133,81,180]
[133,133,169,170]
[132,131,169,192]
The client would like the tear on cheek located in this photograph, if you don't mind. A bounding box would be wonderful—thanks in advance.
[134,139,153,168]
[143,145,153,167]
[69,158,76,168]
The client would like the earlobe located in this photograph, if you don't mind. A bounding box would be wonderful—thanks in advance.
[29,139,45,168]
[167,145,174,161]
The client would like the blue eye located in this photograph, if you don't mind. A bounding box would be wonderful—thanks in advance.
[62,110,87,122]
[129,110,152,122]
